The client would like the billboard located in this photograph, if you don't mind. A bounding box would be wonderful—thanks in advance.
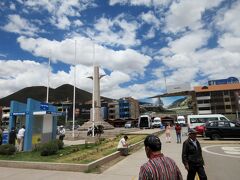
[166,83,191,94]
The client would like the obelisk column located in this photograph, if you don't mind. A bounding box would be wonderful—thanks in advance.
[93,66,102,122]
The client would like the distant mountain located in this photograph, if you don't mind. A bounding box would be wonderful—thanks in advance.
[0,84,112,107]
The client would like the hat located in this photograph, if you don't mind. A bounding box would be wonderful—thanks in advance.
[60,125,64,128]
[188,129,197,135]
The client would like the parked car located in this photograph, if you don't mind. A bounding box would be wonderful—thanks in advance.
[195,125,206,136]
[125,121,133,128]
[205,120,240,140]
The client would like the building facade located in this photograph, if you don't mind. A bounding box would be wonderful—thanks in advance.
[119,97,139,120]
[194,83,240,119]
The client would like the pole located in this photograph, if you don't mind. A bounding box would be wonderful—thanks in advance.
[164,72,167,93]
[72,40,76,138]
[92,41,95,137]
[46,56,51,103]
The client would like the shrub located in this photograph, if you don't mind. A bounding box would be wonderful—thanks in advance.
[40,141,59,156]
[53,139,64,149]
[0,144,16,155]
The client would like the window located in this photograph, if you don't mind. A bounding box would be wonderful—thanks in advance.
[218,121,230,127]
[225,105,231,109]
[230,122,235,127]
[220,117,228,121]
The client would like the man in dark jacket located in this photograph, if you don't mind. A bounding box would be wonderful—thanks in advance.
[182,129,207,180]
[9,127,17,145]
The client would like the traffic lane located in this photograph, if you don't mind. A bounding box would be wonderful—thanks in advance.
[202,144,240,180]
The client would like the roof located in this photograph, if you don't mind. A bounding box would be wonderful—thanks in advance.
[194,83,240,92]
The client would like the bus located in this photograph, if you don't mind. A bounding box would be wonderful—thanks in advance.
[187,114,230,129]
[138,115,152,129]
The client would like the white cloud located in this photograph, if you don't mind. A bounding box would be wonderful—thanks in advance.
[165,0,223,33]
[140,11,161,27]
[17,0,95,30]
[0,60,132,99]
[17,36,151,76]
[218,33,240,53]
[109,0,170,7]
[92,14,140,47]
[215,1,240,36]
[167,30,211,54]
[73,19,83,27]
[1,14,39,36]
[10,3,16,10]
[143,27,155,40]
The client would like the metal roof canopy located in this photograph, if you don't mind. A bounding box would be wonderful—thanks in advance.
[148,91,195,98]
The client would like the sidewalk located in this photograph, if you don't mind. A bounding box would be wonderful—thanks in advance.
[0,128,188,180]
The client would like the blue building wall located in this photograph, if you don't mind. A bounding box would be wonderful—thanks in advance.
[119,99,130,119]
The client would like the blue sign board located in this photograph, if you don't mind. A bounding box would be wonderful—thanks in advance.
[2,130,9,145]
[40,103,49,111]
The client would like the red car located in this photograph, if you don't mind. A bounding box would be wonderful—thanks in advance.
[195,125,206,136]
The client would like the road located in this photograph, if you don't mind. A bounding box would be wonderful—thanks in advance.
[202,144,240,180]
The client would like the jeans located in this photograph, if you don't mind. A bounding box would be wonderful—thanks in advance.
[176,133,181,143]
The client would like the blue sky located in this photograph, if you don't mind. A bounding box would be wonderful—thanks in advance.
[0,0,240,106]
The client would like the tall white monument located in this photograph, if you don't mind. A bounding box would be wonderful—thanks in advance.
[80,66,113,130]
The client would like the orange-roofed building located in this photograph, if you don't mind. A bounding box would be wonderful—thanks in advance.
[193,83,240,119]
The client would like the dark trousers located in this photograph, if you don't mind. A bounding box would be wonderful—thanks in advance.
[176,133,181,143]
[187,165,207,180]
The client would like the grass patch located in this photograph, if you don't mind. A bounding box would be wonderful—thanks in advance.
[0,135,147,164]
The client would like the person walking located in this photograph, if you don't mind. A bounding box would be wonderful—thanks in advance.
[0,127,3,145]
[175,123,182,143]
[117,135,129,156]
[139,134,183,180]
[182,129,207,180]
[59,125,66,141]
[165,123,171,143]
[9,127,17,145]
[17,125,25,151]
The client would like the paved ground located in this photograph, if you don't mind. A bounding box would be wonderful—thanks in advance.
[0,127,189,180]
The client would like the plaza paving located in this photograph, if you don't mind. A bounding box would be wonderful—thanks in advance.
[0,127,188,180]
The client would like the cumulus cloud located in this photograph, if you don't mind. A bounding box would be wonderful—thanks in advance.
[92,14,140,48]
[215,1,240,36]
[17,36,151,75]
[0,60,134,99]
[164,0,223,33]
[1,14,39,36]
[16,0,95,30]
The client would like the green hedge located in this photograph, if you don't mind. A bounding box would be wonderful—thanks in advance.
[0,144,16,155]
[40,140,61,156]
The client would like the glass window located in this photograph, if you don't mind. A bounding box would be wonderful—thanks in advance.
[230,122,235,127]
[220,117,228,121]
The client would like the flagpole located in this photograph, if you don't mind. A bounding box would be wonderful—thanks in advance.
[72,40,76,138]
[92,41,95,137]
[46,56,51,103]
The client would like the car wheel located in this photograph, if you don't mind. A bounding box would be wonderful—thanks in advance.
[211,134,221,140]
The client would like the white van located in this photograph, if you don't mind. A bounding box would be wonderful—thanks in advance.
[177,116,186,126]
[187,114,230,129]
[152,117,162,128]
[138,115,152,129]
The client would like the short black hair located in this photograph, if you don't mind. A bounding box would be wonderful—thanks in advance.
[124,135,128,140]
[144,135,161,151]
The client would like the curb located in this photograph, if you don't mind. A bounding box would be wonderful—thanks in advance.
[0,134,151,172]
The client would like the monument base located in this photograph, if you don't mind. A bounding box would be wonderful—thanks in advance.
[80,120,114,130]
